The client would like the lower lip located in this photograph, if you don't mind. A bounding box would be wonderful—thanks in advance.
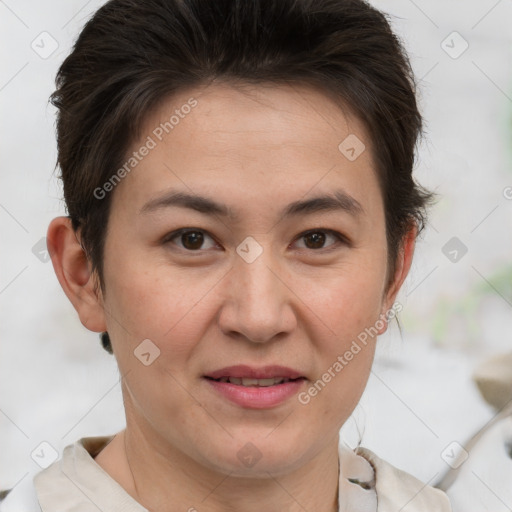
[204,378,306,409]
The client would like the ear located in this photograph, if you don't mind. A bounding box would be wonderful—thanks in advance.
[377,222,417,334]
[46,216,107,333]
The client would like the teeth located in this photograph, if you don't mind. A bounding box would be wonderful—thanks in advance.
[255,378,278,387]
[219,377,292,386]
[242,378,258,386]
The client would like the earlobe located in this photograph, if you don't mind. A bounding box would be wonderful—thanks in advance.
[377,223,417,335]
[46,216,107,333]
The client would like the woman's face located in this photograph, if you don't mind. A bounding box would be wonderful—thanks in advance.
[96,82,404,476]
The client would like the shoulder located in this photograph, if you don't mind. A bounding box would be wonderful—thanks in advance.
[0,474,42,512]
[0,435,115,512]
[356,446,452,512]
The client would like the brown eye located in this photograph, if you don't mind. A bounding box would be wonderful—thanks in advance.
[303,231,327,249]
[294,229,347,251]
[165,229,218,251]
[181,231,204,250]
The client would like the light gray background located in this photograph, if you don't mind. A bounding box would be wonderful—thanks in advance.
[1,0,511,504]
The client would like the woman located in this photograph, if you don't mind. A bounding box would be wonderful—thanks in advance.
[1,0,452,510]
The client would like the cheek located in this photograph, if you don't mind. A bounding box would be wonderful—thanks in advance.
[104,245,190,332]
[107,264,208,421]
[302,254,387,338]
[295,253,385,410]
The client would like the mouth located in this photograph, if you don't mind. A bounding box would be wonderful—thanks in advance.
[204,376,304,387]
[203,365,307,409]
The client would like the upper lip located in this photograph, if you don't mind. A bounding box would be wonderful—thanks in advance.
[204,365,305,380]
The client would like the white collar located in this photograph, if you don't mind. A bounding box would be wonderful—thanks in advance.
[6,435,448,512]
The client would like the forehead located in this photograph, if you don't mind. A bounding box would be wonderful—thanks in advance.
[111,81,382,224]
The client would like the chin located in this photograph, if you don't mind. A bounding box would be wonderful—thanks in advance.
[197,430,313,478]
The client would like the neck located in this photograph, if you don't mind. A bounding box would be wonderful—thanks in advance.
[96,421,340,512]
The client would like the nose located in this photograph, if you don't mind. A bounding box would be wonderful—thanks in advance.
[217,241,297,344]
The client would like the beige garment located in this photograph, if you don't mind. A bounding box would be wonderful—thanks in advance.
[1,435,451,511]
[357,447,452,511]
[473,350,512,410]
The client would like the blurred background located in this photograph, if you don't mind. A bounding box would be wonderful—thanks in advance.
[1,0,511,508]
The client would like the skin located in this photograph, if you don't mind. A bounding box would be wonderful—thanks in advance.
[47,81,416,512]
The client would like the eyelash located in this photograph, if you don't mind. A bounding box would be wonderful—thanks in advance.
[162,228,350,253]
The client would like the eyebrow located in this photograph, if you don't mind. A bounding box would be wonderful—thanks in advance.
[140,188,364,220]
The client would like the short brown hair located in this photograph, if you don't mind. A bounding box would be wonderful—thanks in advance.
[51,0,435,294]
